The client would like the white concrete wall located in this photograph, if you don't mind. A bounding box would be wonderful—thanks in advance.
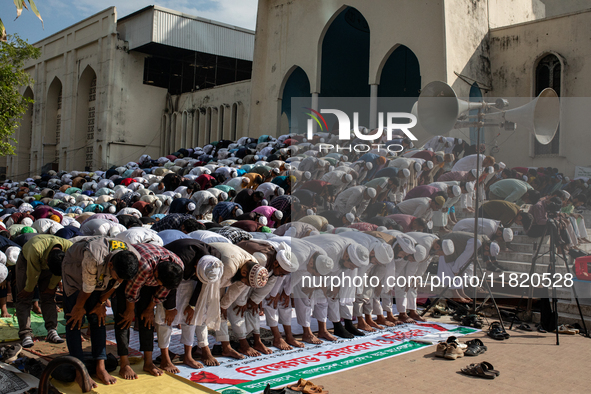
[488,10,591,176]
[489,0,545,28]
[541,0,591,17]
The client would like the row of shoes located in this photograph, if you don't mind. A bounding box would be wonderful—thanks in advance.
[434,337,488,360]
[0,344,22,363]
[461,361,500,379]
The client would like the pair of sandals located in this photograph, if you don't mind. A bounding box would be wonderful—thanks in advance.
[461,314,483,329]
[461,361,500,379]
[556,324,580,335]
[464,339,487,356]
[287,379,329,394]
[488,322,510,340]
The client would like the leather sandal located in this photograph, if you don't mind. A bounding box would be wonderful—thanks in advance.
[461,363,495,379]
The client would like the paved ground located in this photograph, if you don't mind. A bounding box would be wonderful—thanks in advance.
[313,326,590,394]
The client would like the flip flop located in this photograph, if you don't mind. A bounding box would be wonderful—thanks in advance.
[517,323,533,331]
[461,363,495,379]
[481,361,500,376]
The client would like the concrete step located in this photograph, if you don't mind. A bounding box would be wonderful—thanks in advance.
[495,260,570,275]
[532,311,591,327]
[557,299,591,316]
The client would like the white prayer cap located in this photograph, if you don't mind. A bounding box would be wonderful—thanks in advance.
[486,166,494,174]
[452,185,461,197]
[427,161,434,170]
[465,182,475,193]
[329,165,335,172]
[503,228,513,243]
[277,188,285,196]
[21,217,33,227]
[197,256,224,284]
[5,246,20,266]
[320,138,325,143]
[563,191,571,200]
[252,252,267,265]
[374,242,394,264]
[261,199,269,206]
[219,192,228,201]
[365,162,373,170]
[490,242,500,257]
[413,245,427,263]
[344,174,353,183]
[395,235,416,254]
[258,216,268,226]
[345,213,355,224]
[187,202,196,212]
[376,226,387,232]
[565,177,570,182]
[326,224,335,232]
[235,209,244,217]
[277,242,298,272]
[0,264,7,283]
[457,139,463,145]
[272,168,280,174]
[241,177,249,184]
[0,251,6,266]
[366,188,377,198]
[304,171,312,180]
[523,175,528,182]
[274,210,284,220]
[402,168,411,178]
[254,155,260,161]
[315,254,334,275]
[347,244,369,267]
[306,209,315,216]
[442,239,455,256]
[413,162,421,172]
[498,162,506,169]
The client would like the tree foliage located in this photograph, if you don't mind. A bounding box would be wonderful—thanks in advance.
[0,34,41,156]
[1,0,44,42]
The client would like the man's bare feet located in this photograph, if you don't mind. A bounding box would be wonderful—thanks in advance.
[183,354,204,369]
[238,342,261,357]
[221,344,245,360]
[200,347,220,366]
[356,317,376,332]
[95,368,117,385]
[365,316,384,330]
[398,313,415,324]
[302,332,323,344]
[32,302,42,315]
[317,330,337,341]
[119,364,138,380]
[286,335,305,348]
[253,341,273,355]
[143,362,163,377]
[386,313,402,325]
[408,310,427,322]
[75,370,97,392]
[159,359,179,374]
[376,315,395,327]
[273,337,293,351]
[1,308,11,318]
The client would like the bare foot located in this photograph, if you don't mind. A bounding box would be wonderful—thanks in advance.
[317,330,337,341]
[386,314,402,325]
[398,313,416,324]
[376,315,395,327]
[273,337,293,351]
[183,355,204,369]
[119,364,138,380]
[95,369,117,385]
[302,333,323,344]
[222,346,245,360]
[286,336,305,348]
[201,347,220,366]
[408,311,427,322]
[239,344,261,358]
[32,303,42,315]
[143,362,163,377]
[253,341,273,355]
[1,310,11,318]
[365,317,384,330]
[356,318,376,332]
[75,370,98,392]
[159,360,180,374]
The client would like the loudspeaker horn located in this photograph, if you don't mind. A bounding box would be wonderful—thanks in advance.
[416,81,486,134]
[502,88,560,145]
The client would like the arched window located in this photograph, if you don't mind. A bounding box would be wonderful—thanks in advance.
[534,54,561,156]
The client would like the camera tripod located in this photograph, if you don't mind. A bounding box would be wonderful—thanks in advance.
[509,216,589,345]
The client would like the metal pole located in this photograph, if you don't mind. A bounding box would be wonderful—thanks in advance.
[472,109,483,312]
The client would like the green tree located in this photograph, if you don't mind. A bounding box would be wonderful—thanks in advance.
[0,34,41,156]
[1,0,44,42]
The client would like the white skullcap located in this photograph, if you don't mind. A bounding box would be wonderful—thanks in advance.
[21,217,33,227]
[413,162,421,172]
[187,202,196,212]
[275,187,284,196]
[347,244,369,267]
[490,242,500,257]
[5,246,20,266]
[376,226,387,232]
[197,256,224,284]
[503,228,513,242]
[413,245,427,262]
[252,252,267,265]
[345,213,355,224]
[487,166,494,174]
[276,242,298,272]
[258,216,268,225]
[344,174,353,183]
[452,185,461,197]
[261,199,269,206]
[402,168,410,178]
[315,254,334,275]
[374,242,394,264]
[272,168,280,174]
[565,177,570,182]
[304,171,312,180]
[326,224,335,232]
[254,155,260,161]
[465,182,475,193]
[0,251,6,266]
[427,161,434,169]
[498,162,506,169]
[395,235,416,254]
[306,209,315,216]
[366,188,377,198]
[366,162,373,170]
[274,210,284,220]
[220,192,228,201]
[458,139,463,145]
[235,209,244,217]
[0,264,7,283]
[523,175,528,182]
[442,239,455,256]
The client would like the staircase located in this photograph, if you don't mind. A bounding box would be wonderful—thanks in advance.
[426,209,591,327]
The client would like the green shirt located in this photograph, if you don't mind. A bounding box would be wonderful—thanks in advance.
[22,235,73,292]
[489,179,532,203]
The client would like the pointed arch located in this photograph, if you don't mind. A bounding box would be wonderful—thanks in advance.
[17,87,34,179]
[74,65,97,171]
[44,77,62,169]
[279,66,311,134]
[377,44,421,114]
